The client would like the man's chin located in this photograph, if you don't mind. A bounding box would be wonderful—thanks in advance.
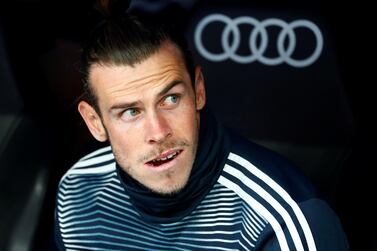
[148,182,187,197]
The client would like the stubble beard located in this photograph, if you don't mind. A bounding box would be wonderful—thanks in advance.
[102,111,201,196]
[112,137,199,196]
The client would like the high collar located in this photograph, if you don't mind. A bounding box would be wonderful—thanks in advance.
[116,108,230,224]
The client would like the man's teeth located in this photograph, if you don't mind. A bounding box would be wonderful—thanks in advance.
[152,151,179,162]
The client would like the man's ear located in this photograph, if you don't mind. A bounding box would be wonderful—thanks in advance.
[194,66,206,110]
[78,101,108,142]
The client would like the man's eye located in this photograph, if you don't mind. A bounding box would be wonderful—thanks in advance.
[164,94,179,105]
[122,108,139,118]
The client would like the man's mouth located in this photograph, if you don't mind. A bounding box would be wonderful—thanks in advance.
[145,150,182,167]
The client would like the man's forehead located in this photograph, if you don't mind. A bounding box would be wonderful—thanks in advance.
[89,48,191,108]
[89,43,187,88]
[90,63,186,97]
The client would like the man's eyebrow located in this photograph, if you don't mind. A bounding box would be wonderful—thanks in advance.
[109,80,184,112]
[110,101,139,112]
[157,80,184,97]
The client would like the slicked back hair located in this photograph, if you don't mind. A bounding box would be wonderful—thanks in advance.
[80,14,195,114]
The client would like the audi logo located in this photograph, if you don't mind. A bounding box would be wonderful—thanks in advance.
[194,14,324,67]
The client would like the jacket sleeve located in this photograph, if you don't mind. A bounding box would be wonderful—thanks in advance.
[255,199,349,251]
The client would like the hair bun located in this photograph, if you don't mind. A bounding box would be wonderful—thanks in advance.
[94,0,131,19]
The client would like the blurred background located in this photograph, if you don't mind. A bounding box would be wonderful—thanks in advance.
[0,0,375,250]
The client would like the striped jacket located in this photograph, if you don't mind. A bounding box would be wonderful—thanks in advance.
[55,137,348,250]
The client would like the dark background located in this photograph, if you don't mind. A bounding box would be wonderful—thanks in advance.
[0,0,375,250]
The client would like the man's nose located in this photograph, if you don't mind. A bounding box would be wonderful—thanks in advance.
[144,112,172,144]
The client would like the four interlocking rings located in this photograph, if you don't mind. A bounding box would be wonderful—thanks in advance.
[194,14,324,67]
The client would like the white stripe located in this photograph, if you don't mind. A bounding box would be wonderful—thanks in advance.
[237,210,260,240]
[205,191,239,199]
[61,175,121,192]
[63,237,185,251]
[224,164,304,251]
[59,213,252,235]
[64,243,153,251]
[200,195,240,205]
[243,203,267,229]
[61,228,251,245]
[59,182,124,202]
[61,214,251,251]
[60,162,116,185]
[60,179,124,197]
[193,204,243,215]
[58,190,133,217]
[60,174,117,190]
[58,206,143,230]
[74,152,114,168]
[64,238,237,251]
[241,211,264,237]
[80,146,112,161]
[229,152,317,251]
[219,175,289,251]
[69,162,115,174]
[196,201,241,210]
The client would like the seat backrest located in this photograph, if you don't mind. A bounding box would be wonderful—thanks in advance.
[181,2,354,200]
[0,21,49,251]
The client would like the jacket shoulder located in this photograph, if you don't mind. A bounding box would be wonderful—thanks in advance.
[226,134,318,202]
[59,145,116,185]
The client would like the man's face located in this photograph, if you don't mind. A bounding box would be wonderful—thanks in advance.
[79,42,206,195]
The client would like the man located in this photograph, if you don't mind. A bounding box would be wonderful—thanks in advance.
[54,12,349,250]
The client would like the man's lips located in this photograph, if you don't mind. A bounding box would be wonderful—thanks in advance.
[145,149,183,167]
